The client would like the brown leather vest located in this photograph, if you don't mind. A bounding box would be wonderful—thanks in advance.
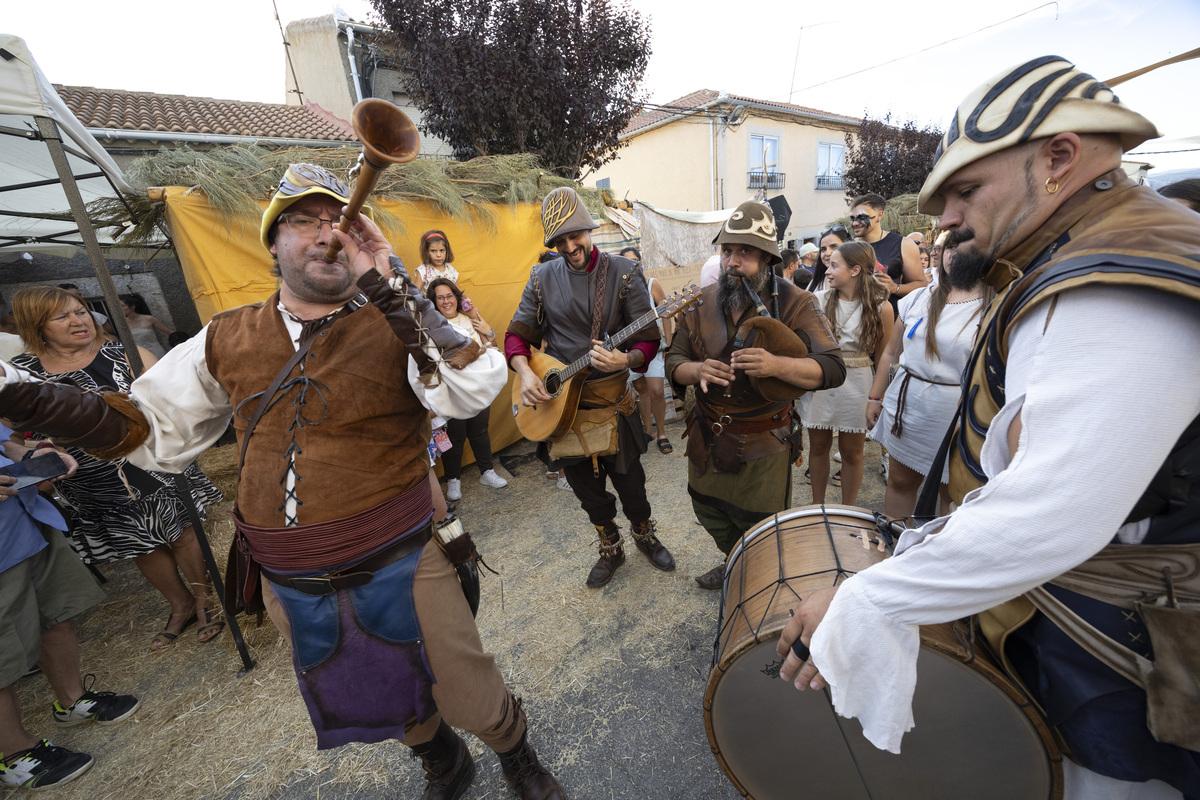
[206,296,431,528]
[672,280,842,473]
[952,170,1200,502]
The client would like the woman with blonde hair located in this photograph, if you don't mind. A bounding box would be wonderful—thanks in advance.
[798,241,893,505]
[11,286,224,650]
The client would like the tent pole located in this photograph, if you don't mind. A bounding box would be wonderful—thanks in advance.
[171,475,256,676]
[36,116,257,676]
[33,116,144,375]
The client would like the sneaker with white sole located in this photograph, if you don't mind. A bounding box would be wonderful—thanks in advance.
[556,476,571,491]
[479,469,508,489]
[446,478,462,501]
[0,739,94,790]
[53,676,140,727]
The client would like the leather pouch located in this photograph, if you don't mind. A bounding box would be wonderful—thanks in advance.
[1136,601,1200,752]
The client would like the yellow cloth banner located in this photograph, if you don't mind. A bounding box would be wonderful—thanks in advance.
[160,187,548,463]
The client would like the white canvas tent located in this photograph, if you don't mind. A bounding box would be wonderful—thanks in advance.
[0,34,255,674]
[0,34,157,261]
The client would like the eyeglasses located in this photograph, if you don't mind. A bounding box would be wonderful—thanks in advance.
[848,214,874,225]
[820,224,849,238]
[280,212,340,235]
[434,293,456,302]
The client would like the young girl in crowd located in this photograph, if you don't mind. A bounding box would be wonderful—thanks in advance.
[807,224,851,292]
[413,230,483,324]
[798,241,893,505]
[414,230,458,290]
[867,245,992,518]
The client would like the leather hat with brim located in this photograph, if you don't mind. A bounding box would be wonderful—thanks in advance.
[919,55,1159,216]
[260,163,374,252]
[713,201,782,267]
[541,186,598,247]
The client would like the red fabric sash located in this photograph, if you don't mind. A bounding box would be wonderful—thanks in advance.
[234,479,434,572]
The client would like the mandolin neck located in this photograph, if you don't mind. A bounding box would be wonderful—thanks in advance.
[558,306,662,382]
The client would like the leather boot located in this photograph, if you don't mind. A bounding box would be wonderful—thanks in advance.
[695,565,725,591]
[409,721,475,800]
[630,519,675,572]
[586,522,624,588]
[498,730,566,800]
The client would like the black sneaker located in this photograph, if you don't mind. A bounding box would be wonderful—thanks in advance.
[53,674,140,727]
[0,739,94,789]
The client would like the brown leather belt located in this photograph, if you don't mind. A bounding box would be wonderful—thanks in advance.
[259,523,432,596]
[696,400,792,436]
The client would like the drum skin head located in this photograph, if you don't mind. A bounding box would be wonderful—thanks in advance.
[707,638,1056,799]
[707,505,1061,799]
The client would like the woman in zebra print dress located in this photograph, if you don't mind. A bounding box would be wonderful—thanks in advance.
[11,287,224,650]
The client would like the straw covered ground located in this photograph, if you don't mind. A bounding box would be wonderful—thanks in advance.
[13,421,887,799]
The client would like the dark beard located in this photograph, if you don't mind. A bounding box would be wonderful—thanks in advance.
[718,267,771,316]
[942,228,991,291]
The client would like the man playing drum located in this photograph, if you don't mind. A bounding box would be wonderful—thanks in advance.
[506,187,676,589]
[779,56,1200,798]
[665,201,845,589]
[0,164,566,800]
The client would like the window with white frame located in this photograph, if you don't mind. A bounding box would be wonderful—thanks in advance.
[749,134,783,189]
[816,142,845,190]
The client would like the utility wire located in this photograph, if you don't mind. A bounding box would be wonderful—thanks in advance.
[786,2,1059,99]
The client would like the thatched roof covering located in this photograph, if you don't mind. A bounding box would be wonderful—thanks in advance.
[91,145,607,247]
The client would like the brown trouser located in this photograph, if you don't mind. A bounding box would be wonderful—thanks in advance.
[264,542,525,750]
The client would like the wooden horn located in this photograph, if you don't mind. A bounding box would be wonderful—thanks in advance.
[324,98,421,262]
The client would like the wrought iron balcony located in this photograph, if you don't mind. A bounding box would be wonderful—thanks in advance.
[815,174,845,190]
[747,171,785,190]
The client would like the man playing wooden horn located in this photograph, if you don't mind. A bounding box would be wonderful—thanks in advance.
[0,163,566,800]
[665,200,845,589]
[779,56,1200,798]
[506,186,676,588]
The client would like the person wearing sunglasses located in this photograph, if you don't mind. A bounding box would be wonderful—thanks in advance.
[847,194,927,309]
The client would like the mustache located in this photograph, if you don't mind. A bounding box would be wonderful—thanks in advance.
[943,227,976,249]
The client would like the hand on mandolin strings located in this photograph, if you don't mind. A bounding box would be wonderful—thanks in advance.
[776,585,839,691]
[589,340,632,373]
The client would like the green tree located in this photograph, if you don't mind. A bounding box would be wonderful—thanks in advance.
[843,112,943,201]
[371,0,651,179]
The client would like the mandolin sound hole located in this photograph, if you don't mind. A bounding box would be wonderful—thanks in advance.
[544,371,562,396]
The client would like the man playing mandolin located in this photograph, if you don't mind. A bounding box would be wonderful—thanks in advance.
[665,201,845,590]
[506,187,676,588]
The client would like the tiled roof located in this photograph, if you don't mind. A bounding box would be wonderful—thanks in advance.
[623,89,720,135]
[56,85,355,141]
[622,89,858,137]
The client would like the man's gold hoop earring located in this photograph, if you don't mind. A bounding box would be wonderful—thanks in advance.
[1045,176,1060,194]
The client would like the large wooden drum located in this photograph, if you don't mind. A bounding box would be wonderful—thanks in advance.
[703,504,1063,799]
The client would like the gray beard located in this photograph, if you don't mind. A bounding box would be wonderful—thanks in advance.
[718,267,771,317]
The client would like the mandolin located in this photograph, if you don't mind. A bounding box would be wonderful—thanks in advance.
[512,284,701,442]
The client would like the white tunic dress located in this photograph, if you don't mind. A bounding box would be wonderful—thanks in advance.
[869,288,981,481]
[797,290,876,433]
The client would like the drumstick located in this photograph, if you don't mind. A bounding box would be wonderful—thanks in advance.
[787,608,811,661]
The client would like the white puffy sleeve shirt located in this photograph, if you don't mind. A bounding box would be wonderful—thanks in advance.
[809,285,1200,753]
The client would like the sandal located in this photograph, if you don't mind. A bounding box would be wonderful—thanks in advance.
[151,610,196,650]
[657,437,672,454]
[197,605,225,644]
[831,470,842,487]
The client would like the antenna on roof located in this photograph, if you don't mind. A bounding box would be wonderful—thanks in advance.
[273,0,305,103]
